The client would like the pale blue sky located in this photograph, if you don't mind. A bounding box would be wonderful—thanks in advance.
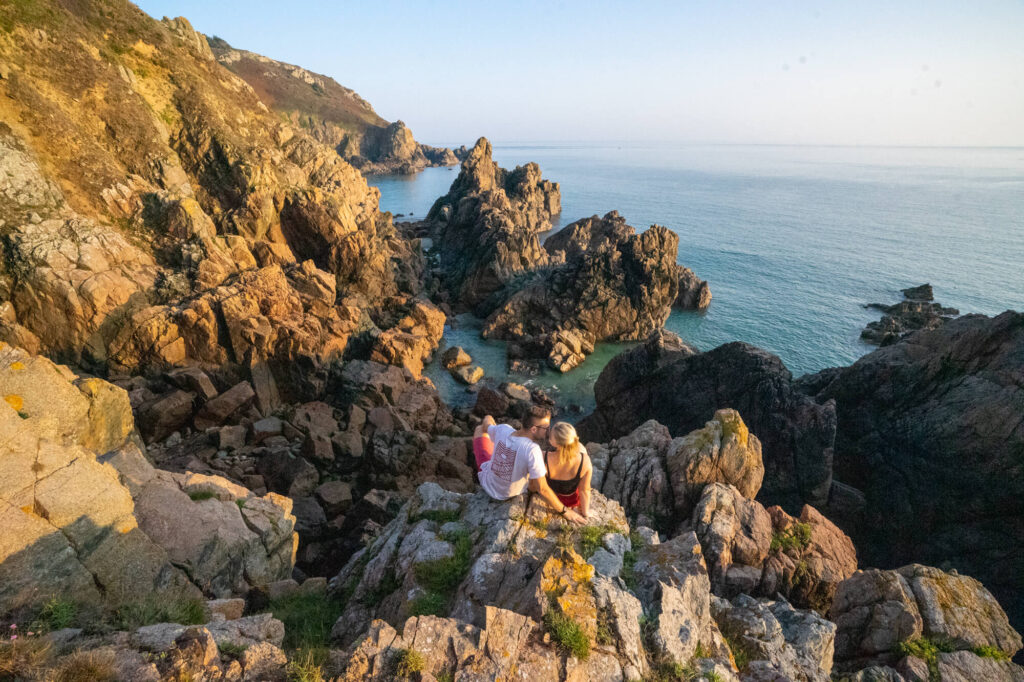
[134,0,1024,147]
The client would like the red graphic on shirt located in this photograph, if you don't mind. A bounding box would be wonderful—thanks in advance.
[490,440,516,481]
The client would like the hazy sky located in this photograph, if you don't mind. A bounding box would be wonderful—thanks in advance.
[134,0,1024,147]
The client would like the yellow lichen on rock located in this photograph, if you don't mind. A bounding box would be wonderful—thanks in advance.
[3,393,23,411]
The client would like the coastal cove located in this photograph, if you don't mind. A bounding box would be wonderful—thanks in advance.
[373,143,1024,410]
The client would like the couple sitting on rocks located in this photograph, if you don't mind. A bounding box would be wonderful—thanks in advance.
[473,406,592,525]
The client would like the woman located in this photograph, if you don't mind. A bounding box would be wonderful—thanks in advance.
[545,422,592,518]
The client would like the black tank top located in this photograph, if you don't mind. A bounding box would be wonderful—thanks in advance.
[545,451,584,495]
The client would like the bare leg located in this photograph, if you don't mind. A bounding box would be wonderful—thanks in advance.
[474,414,496,439]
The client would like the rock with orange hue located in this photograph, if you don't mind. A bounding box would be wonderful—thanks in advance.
[369,299,445,377]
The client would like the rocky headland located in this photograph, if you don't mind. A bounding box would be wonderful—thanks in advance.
[0,1,1022,680]
[861,284,959,346]
[209,39,465,175]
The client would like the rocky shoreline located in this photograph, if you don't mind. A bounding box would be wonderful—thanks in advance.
[0,2,1022,680]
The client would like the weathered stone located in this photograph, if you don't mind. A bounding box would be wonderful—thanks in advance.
[667,408,765,515]
[316,480,353,516]
[195,382,255,430]
[441,345,472,369]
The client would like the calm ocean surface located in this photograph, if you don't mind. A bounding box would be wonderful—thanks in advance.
[371,144,1024,411]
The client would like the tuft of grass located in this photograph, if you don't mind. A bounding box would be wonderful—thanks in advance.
[0,636,52,680]
[578,524,622,559]
[236,499,246,510]
[52,649,118,682]
[896,636,957,682]
[413,529,473,597]
[115,595,206,630]
[543,609,590,661]
[408,592,447,617]
[364,572,401,604]
[973,644,1010,662]
[268,592,344,653]
[621,549,639,591]
[286,647,326,682]
[596,607,613,646]
[436,671,455,682]
[410,508,461,524]
[393,648,425,678]
[769,522,812,552]
[723,632,751,672]
[218,641,248,660]
[34,596,77,631]
[188,490,217,502]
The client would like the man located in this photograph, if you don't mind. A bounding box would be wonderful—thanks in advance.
[474,407,586,525]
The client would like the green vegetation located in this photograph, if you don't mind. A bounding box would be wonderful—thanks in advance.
[973,644,1010,661]
[723,632,751,672]
[596,607,613,645]
[34,597,76,631]
[578,523,623,559]
[218,641,248,660]
[410,528,474,615]
[543,609,590,660]
[236,499,246,510]
[286,648,326,682]
[393,648,425,678]
[770,522,812,552]
[188,490,217,502]
[895,636,957,682]
[364,572,401,604]
[115,595,206,630]
[436,671,455,682]
[408,592,447,617]
[268,591,345,654]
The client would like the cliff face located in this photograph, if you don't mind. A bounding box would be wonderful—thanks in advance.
[210,40,463,175]
[0,0,432,395]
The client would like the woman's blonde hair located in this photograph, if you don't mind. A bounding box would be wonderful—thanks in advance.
[550,422,581,467]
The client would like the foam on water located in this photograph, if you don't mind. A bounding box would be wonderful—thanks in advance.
[372,144,1024,412]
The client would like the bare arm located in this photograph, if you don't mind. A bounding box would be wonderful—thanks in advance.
[529,476,585,525]
[579,453,593,518]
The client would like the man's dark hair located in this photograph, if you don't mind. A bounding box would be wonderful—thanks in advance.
[524,406,551,428]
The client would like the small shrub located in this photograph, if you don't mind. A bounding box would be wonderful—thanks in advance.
[409,592,447,617]
[769,522,812,552]
[895,636,956,682]
[286,647,326,682]
[268,592,344,653]
[393,647,425,678]
[413,529,473,596]
[543,609,590,660]
[188,490,216,502]
[35,597,77,631]
[436,671,455,682]
[973,644,1010,661]
[53,649,118,682]
[578,524,621,559]
[218,641,248,660]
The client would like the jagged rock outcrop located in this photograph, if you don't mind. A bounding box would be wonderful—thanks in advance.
[0,1,428,385]
[830,564,1022,677]
[676,265,713,310]
[580,331,837,511]
[590,411,856,615]
[0,342,296,613]
[425,137,560,309]
[483,212,689,372]
[798,311,1024,633]
[861,284,958,345]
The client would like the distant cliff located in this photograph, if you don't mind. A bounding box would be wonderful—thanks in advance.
[208,37,465,175]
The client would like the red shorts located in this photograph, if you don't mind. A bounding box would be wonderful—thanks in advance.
[473,435,493,473]
[555,490,580,508]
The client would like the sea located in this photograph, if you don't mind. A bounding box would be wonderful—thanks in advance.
[370,144,1024,413]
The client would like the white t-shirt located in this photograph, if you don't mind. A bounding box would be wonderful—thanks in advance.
[479,424,547,500]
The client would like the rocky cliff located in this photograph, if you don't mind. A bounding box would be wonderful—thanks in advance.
[211,39,464,175]
[582,312,1024,639]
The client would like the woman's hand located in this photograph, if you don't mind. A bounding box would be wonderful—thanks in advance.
[563,508,586,525]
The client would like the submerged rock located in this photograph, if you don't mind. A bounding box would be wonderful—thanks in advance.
[862,284,959,346]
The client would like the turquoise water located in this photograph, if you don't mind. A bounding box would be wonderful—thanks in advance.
[372,145,1024,410]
